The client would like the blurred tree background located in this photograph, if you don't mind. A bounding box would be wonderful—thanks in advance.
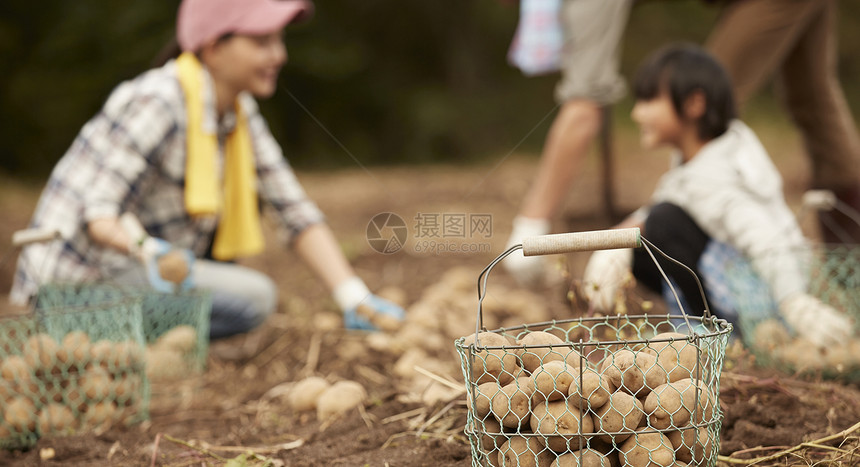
[1,0,859,177]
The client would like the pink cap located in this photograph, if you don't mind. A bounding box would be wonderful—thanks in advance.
[177,0,313,52]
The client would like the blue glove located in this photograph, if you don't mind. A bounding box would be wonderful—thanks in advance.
[138,237,195,293]
[343,294,405,332]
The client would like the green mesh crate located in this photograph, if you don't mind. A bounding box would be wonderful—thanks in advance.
[454,229,733,466]
[0,296,147,450]
[725,244,860,379]
[34,283,212,376]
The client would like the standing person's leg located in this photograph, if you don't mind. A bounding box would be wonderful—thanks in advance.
[777,0,860,242]
[504,0,632,286]
[705,0,821,105]
[192,260,278,339]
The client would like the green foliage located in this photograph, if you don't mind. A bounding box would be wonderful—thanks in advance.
[1,0,858,175]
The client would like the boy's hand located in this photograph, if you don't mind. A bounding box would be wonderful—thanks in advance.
[779,293,852,348]
[582,248,633,312]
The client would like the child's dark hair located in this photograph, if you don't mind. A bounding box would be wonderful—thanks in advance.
[633,43,737,140]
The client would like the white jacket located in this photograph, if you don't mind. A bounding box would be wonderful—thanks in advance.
[638,120,809,302]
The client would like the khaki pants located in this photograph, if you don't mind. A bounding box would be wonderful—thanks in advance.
[707,0,860,189]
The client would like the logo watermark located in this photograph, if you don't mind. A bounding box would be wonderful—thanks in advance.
[367,212,493,255]
[366,212,408,254]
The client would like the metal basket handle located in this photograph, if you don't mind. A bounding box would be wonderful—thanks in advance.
[522,228,642,256]
[474,228,710,343]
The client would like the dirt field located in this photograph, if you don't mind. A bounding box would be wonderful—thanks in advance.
[1,131,859,466]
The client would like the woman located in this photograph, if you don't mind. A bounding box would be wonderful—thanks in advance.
[12,0,403,338]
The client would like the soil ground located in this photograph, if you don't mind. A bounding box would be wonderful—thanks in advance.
[1,126,859,466]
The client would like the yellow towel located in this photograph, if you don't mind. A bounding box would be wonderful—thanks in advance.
[176,52,264,260]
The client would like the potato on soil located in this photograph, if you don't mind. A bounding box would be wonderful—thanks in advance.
[288,376,331,412]
[38,403,76,434]
[516,331,582,373]
[474,381,501,419]
[491,377,533,429]
[552,448,611,467]
[145,347,188,381]
[668,426,713,464]
[498,436,555,467]
[567,367,611,410]
[530,399,593,452]
[601,349,667,398]
[462,332,520,385]
[593,391,645,443]
[155,325,198,354]
[3,396,37,433]
[528,361,576,401]
[619,429,675,467]
[644,378,715,429]
[316,380,367,420]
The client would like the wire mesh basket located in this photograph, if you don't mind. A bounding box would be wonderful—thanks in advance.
[725,244,860,379]
[0,295,147,450]
[34,283,212,377]
[454,228,733,467]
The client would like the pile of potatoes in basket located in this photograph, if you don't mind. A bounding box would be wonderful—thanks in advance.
[463,329,718,467]
[0,331,145,444]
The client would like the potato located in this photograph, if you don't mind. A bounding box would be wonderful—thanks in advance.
[601,349,667,398]
[23,333,60,369]
[155,325,197,354]
[552,448,611,467]
[113,374,142,406]
[462,332,519,385]
[316,380,367,420]
[619,429,675,467]
[109,340,144,370]
[474,382,501,419]
[491,378,533,429]
[89,340,115,368]
[145,347,188,381]
[650,333,704,383]
[498,436,554,467]
[668,426,713,464]
[528,361,575,402]
[288,376,331,412]
[1,355,32,384]
[158,250,190,284]
[62,330,91,366]
[479,415,504,452]
[84,401,119,428]
[530,399,593,452]
[644,379,714,429]
[568,367,611,411]
[79,367,112,400]
[516,331,583,373]
[63,384,88,413]
[3,396,37,433]
[0,381,15,404]
[38,403,76,434]
[376,285,408,308]
[752,319,790,353]
[593,391,645,443]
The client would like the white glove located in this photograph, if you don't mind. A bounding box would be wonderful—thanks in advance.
[582,248,633,312]
[502,216,551,287]
[778,293,852,348]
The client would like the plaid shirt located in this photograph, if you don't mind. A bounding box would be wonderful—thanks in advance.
[11,60,324,304]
